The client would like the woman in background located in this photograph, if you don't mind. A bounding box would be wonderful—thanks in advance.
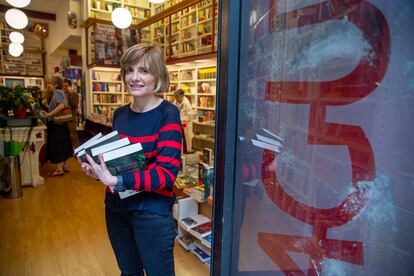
[41,76,73,176]
[63,78,80,148]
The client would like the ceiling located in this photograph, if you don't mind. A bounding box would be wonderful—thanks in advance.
[0,0,63,14]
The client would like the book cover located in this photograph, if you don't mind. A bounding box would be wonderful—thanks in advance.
[177,234,196,251]
[189,221,212,240]
[103,143,145,199]
[191,245,210,263]
[201,233,212,249]
[103,143,145,175]
[202,148,213,166]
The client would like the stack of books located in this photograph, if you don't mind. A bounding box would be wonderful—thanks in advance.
[74,131,145,199]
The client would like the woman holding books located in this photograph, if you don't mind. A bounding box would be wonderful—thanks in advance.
[81,43,182,276]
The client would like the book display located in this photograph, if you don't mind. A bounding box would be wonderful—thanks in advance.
[174,197,212,265]
[0,22,44,76]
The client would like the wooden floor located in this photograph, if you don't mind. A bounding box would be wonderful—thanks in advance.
[0,158,210,276]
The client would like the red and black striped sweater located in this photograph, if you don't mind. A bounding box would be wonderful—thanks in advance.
[105,100,182,215]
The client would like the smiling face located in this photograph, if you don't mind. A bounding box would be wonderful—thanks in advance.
[124,61,156,97]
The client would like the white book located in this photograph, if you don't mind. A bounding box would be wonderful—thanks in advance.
[263,128,284,142]
[91,137,130,157]
[74,132,102,154]
[251,139,280,153]
[86,130,119,149]
[102,143,143,162]
[255,134,283,148]
[77,149,85,158]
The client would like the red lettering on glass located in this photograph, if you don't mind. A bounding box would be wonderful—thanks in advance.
[258,0,390,274]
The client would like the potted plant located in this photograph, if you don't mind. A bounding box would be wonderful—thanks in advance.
[0,85,39,118]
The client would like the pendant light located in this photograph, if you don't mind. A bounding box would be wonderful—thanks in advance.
[9,31,25,44]
[5,0,31,8]
[5,8,28,29]
[111,7,132,29]
[9,43,24,57]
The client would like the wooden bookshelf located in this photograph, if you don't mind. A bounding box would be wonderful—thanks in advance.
[164,59,217,152]
[150,0,218,60]
[87,67,127,125]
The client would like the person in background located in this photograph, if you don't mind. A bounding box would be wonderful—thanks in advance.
[41,76,73,176]
[173,88,193,153]
[63,78,80,148]
[80,43,182,276]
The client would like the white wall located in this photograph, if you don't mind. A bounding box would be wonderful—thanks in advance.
[44,0,82,76]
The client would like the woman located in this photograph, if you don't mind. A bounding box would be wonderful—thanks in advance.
[63,78,80,148]
[42,76,73,176]
[81,44,182,276]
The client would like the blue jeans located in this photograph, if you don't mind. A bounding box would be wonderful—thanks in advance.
[105,207,177,276]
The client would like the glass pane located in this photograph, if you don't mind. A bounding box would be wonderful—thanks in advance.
[232,0,414,275]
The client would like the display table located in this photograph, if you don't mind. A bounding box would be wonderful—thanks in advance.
[0,121,46,187]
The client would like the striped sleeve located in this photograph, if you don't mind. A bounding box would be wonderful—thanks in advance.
[122,108,182,197]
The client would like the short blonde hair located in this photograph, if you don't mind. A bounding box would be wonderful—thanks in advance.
[120,43,169,94]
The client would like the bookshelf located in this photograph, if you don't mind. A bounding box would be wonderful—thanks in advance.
[1,76,44,89]
[151,0,218,60]
[165,59,216,152]
[0,22,44,76]
[87,67,126,125]
[86,0,151,25]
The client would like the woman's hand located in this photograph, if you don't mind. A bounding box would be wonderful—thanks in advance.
[85,153,117,187]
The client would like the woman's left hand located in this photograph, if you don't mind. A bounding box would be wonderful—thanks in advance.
[85,153,117,187]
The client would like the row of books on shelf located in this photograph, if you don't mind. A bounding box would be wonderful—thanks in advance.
[198,68,216,79]
[74,130,145,199]
[93,106,117,117]
[92,71,121,81]
[197,110,215,122]
[93,94,120,104]
[92,82,122,92]
[198,97,214,108]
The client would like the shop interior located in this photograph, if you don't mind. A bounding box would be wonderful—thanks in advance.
[0,0,218,274]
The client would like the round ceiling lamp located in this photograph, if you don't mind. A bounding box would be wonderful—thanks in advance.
[9,43,24,57]
[111,7,132,29]
[149,0,166,3]
[5,0,31,8]
[9,31,25,44]
[5,8,28,29]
